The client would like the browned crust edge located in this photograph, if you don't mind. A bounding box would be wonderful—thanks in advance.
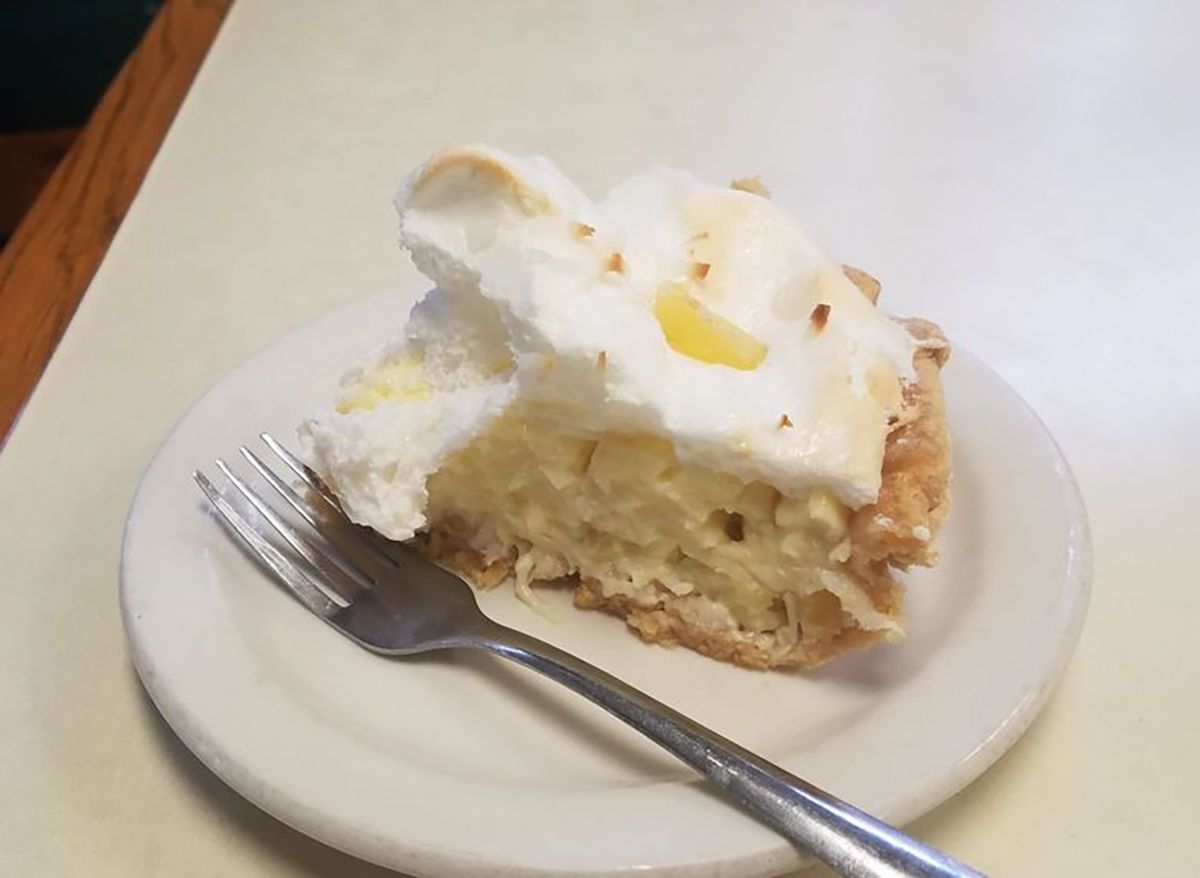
[572,578,893,669]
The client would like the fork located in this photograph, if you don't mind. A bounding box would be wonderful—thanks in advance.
[194,434,983,878]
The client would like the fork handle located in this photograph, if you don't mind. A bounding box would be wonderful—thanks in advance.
[469,624,984,878]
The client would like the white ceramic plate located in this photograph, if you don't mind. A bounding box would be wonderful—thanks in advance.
[121,288,1090,878]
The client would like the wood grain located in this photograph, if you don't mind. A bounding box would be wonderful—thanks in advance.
[0,0,233,442]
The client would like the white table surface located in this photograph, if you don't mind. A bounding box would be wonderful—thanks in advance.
[2,0,1196,875]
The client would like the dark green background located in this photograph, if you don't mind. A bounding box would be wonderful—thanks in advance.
[0,0,162,132]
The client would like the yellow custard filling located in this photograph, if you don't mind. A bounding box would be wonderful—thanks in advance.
[424,407,883,638]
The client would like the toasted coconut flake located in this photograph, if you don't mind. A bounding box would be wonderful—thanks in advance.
[842,265,881,304]
[723,512,745,542]
[778,414,794,429]
[690,261,711,281]
[571,222,595,239]
[605,252,627,275]
[730,176,771,198]
[810,303,831,331]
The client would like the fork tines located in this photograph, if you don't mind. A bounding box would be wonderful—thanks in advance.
[193,435,381,614]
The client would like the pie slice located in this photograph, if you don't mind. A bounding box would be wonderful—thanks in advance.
[300,146,951,669]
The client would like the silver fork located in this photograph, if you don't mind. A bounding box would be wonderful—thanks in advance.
[194,434,983,878]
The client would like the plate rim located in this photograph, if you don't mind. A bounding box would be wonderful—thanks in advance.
[120,289,1092,877]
